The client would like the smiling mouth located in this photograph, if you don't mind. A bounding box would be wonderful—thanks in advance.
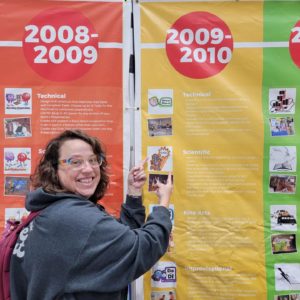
[77,177,94,184]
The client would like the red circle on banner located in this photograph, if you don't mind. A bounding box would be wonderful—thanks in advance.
[23,8,99,82]
[289,20,300,68]
[165,12,233,79]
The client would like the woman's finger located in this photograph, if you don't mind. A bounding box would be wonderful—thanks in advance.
[167,172,172,185]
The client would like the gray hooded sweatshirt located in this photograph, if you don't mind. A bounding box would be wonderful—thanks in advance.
[10,188,172,300]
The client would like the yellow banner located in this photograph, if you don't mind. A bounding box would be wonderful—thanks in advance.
[135,1,267,299]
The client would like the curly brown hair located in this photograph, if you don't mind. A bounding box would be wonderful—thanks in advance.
[30,129,109,203]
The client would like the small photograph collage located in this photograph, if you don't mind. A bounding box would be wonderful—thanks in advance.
[3,88,33,230]
[268,88,300,297]
[150,261,176,300]
[147,89,176,298]
[268,88,297,195]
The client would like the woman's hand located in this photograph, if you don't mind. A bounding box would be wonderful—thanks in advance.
[127,158,148,196]
[153,172,173,207]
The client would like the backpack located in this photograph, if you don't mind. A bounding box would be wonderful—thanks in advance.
[0,211,40,300]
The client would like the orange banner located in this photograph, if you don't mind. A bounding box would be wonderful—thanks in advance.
[0,0,125,227]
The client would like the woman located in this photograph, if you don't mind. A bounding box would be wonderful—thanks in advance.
[10,129,173,300]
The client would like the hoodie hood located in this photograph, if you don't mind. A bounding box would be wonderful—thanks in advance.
[25,187,86,211]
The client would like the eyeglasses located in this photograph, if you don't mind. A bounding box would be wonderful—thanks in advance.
[59,155,103,170]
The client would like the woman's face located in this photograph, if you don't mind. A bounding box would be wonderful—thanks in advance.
[57,139,101,199]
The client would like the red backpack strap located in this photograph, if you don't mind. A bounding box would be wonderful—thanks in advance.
[0,210,41,300]
[16,211,40,233]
